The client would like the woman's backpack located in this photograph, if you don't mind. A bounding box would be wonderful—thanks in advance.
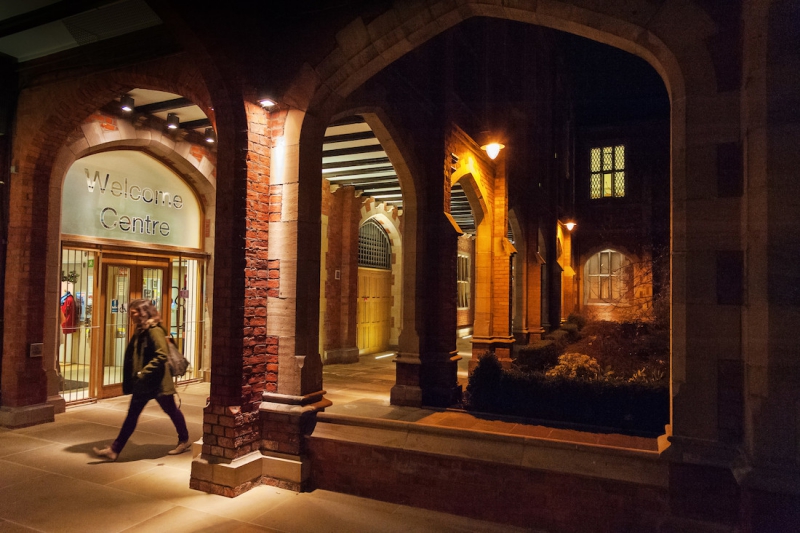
[166,335,190,377]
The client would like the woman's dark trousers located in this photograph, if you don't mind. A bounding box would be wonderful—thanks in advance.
[111,394,189,453]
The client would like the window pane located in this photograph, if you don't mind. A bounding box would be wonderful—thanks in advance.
[603,147,613,170]
[615,171,625,197]
[590,148,601,172]
[615,145,625,170]
[600,252,609,274]
[604,173,612,197]
[590,276,600,299]
[359,220,391,269]
[591,174,601,199]
[600,277,610,299]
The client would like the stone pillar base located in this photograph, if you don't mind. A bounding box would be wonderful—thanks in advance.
[391,353,421,407]
[0,403,55,428]
[190,450,265,497]
[47,395,66,415]
[323,346,359,364]
[259,390,331,491]
[469,336,515,372]
[190,447,312,496]
[391,352,461,408]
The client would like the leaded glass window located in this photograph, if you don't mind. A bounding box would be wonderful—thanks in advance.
[584,250,630,304]
[358,220,392,270]
[590,145,625,199]
[457,254,470,309]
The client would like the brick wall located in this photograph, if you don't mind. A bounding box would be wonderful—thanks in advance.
[321,184,359,354]
[307,437,669,532]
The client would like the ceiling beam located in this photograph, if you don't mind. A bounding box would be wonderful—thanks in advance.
[180,118,211,130]
[135,97,193,114]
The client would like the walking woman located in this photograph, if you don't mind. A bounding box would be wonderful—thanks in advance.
[94,298,190,460]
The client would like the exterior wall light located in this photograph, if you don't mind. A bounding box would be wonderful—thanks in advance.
[259,98,276,108]
[166,113,180,129]
[565,221,576,231]
[204,128,216,143]
[120,95,134,112]
[481,142,505,160]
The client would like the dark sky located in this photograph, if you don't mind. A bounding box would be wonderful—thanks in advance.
[564,34,670,126]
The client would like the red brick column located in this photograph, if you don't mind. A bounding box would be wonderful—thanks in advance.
[321,183,360,363]
[190,99,275,496]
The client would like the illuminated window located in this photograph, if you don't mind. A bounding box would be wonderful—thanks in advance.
[590,145,625,199]
[358,220,391,270]
[585,250,630,304]
[457,254,470,309]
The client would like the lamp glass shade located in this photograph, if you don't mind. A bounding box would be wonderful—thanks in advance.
[481,143,505,160]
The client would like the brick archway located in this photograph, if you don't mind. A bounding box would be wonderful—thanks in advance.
[37,113,219,410]
[1,54,215,418]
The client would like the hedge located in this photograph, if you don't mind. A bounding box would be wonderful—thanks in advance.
[467,354,669,435]
[515,340,559,372]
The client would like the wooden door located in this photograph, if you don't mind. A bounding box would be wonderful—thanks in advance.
[356,267,391,355]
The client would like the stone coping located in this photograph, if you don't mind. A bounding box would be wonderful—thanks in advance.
[313,412,668,488]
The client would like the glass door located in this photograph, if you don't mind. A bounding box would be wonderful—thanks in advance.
[170,258,202,381]
[58,248,96,403]
[98,260,168,398]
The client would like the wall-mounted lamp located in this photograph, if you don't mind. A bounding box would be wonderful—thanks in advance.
[480,142,505,160]
[120,95,134,112]
[204,127,216,143]
[166,113,180,130]
[259,98,276,108]
[564,221,577,231]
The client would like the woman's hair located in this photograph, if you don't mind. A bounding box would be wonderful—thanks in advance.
[128,298,161,330]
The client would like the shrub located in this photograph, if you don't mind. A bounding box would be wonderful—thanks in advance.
[545,329,571,349]
[560,323,580,342]
[566,312,587,330]
[466,355,669,434]
[514,340,559,372]
[545,353,604,380]
[466,352,504,412]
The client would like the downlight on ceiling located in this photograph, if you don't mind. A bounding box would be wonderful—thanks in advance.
[120,95,134,112]
[166,113,180,130]
[481,142,505,160]
[259,98,276,108]
[204,128,216,143]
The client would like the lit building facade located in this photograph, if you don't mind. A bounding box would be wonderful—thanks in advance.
[0,1,798,530]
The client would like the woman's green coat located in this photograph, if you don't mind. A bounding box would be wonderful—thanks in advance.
[122,324,176,398]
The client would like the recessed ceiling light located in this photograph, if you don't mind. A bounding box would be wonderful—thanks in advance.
[166,113,179,129]
[120,95,134,112]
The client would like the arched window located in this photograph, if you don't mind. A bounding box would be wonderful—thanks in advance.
[358,220,392,270]
[584,249,631,304]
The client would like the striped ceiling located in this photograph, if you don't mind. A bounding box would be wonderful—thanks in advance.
[322,116,476,234]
